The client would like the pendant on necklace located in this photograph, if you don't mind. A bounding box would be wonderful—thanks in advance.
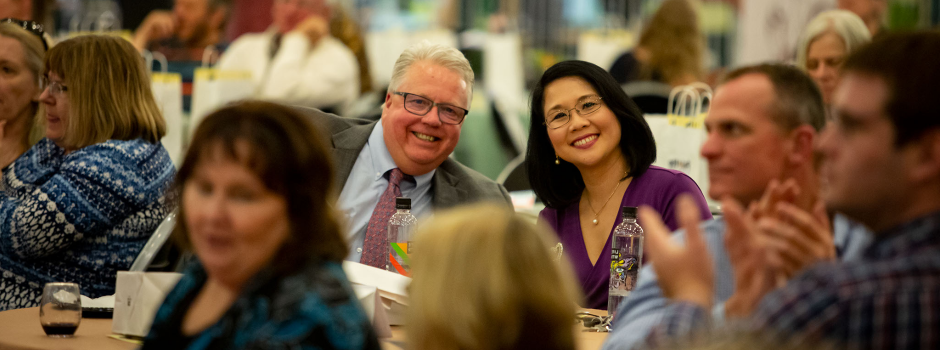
[592,219,598,225]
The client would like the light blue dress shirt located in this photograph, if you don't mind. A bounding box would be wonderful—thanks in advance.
[601,214,873,350]
[337,122,435,262]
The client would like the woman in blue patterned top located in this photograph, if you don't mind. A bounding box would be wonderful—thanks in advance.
[143,101,381,350]
[0,35,176,310]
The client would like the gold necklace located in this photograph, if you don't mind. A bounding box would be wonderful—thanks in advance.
[585,171,628,225]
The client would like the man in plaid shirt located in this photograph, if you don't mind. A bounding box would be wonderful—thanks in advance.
[641,31,940,349]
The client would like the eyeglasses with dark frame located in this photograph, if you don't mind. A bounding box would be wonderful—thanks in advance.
[392,91,469,125]
[0,18,48,51]
[544,96,604,129]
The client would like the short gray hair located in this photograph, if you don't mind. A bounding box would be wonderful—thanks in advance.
[387,41,474,105]
[796,10,871,71]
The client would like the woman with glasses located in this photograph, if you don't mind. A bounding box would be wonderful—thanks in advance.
[526,60,711,310]
[0,35,175,310]
[0,20,46,170]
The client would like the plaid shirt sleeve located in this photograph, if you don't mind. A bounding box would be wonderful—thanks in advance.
[644,302,711,348]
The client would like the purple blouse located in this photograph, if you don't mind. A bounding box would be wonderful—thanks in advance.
[538,166,712,310]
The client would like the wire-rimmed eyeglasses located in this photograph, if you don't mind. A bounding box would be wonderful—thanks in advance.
[40,75,68,96]
[392,91,469,125]
[0,18,48,51]
[544,96,604,129]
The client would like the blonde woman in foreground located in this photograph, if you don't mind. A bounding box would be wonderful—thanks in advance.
[407,204,582,350]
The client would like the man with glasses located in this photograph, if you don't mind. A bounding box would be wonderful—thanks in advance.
[300,41,511,268]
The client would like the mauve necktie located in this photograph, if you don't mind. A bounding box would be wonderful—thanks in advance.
[361,168,407,268]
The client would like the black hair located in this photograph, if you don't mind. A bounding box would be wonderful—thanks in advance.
[842,30,940,146]
[526,60,657,209]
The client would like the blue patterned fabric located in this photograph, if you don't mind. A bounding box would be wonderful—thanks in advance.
[143,260,382,350]
[0,138,175,311]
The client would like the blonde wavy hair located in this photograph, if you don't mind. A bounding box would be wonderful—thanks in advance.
[638,0,705,85]
[43,35,165,150]
[406,204,582,350]
[0,23,47,147]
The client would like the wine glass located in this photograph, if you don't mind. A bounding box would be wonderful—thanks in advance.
[39,282,82,337]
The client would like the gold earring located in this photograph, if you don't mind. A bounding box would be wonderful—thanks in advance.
[555,155,560,165]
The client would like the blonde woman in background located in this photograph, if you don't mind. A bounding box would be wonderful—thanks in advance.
[0,20,47,169]
[609,0,705,86]
[0,35,175,310]
[796,10,871,109]
[608,0,705,113]
[407,204,582,350]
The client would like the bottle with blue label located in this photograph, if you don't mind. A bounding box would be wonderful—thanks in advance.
[608,206,644,319]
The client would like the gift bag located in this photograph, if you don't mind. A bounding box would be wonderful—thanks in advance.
[190,48,254,137]
[111,271,183,337]
[650,83,711,197]
[342,261,410,327]
[351,284,393,338]
[576,29,635,73]
[189,68,254,136]
[146,52,185,167]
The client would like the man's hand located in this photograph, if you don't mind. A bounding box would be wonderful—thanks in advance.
[748,178,800,222]
[759,201,835,283]
[642,195,714,309]
[723,197,777,319]
[292,16,329,46]
[133,11,175,50]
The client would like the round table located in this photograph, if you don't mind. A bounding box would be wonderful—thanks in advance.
[0,307,608,350]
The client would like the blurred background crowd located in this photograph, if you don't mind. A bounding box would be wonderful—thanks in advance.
[3,0,938,181]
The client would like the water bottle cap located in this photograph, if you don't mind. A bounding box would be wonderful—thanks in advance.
[622,206,637,218]
[396,197,411,209]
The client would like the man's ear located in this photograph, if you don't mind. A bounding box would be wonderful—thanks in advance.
[787,125,816,166]
[908,129,940,183]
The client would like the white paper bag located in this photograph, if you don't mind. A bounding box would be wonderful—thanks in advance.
[352,284,393,338]
[151,72,184,167]
[649,84,712,197]
[190,68,254,137]
[111,271,183,337]
[577,30,635,72]
[342,261,410,326]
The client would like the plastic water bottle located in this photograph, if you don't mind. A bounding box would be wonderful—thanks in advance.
[608,206,644,319]
[386,197,416,276]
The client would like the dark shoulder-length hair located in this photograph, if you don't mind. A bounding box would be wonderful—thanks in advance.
[526,60,657,209]
[173,101,347,274]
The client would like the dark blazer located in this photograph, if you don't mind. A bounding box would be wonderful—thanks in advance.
[299,107,513,209]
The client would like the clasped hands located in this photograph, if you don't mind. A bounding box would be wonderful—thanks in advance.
[642,179,836,320]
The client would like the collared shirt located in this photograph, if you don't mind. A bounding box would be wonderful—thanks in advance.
[645,211,940,349]
[337,122,435,262]
[602,214,873,350]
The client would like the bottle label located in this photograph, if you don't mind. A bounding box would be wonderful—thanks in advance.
[610,252,639,292]
[388,242,412,277]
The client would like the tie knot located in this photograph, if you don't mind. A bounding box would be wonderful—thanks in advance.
[388,168,406,186]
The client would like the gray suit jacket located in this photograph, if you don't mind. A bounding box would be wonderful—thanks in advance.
[299,107,512,210]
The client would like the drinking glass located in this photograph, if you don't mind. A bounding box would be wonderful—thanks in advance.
[39,282,82,337]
